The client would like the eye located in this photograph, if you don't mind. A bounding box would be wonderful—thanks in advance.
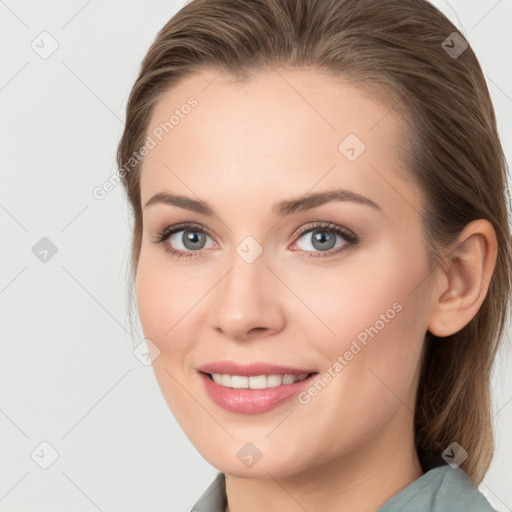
[151,222,216,259]
[151,221,359,259]
[291,222,359,258]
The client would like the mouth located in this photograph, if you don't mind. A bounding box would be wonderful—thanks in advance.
[197,370,320,414]
[201,371,316,389]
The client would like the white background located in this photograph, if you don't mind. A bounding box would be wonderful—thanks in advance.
[1,1,511,510]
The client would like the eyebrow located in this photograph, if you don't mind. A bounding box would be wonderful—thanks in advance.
[143,188,382,217]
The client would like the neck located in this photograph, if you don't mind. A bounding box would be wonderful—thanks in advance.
[224,410,424,512]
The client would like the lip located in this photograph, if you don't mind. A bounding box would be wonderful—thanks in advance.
[197,361,317,376]
[196,361,319,414]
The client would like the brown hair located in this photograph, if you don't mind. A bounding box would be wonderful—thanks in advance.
[117,0,512,485]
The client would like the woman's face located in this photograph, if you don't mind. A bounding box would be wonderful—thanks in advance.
[136,68,435,478]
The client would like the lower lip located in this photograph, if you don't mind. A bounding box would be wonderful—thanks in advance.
[198,372,318,414]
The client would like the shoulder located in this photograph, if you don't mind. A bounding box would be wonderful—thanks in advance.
[192,466,498,512]
[378,465,497,512]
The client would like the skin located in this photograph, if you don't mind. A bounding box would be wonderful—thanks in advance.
[135,68,497,512]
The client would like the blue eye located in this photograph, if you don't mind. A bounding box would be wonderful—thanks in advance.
[152,223,215,259]
[152,221,359,259]
[292,222,359,258]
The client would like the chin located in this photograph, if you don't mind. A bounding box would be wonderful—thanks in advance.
[196,439,314,480]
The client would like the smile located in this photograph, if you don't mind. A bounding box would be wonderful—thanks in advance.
[198,371,319,414]
[208,372,311,389]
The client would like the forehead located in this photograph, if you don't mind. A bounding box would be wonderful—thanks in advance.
[140,67,421,219]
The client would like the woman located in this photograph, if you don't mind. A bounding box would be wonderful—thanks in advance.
[117,0,512,510]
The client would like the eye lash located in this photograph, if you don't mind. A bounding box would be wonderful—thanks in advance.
[153,222,207,244]
[151,221,359,259]
[292,222,359,259]
[294,222,358,242]
[151,222,212,259]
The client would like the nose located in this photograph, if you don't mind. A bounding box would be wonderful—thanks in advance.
[208,249,286,341]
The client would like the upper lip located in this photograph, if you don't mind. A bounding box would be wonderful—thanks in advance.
[197,361,318,376]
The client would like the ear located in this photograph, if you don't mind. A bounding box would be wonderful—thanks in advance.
[428,219,498,337]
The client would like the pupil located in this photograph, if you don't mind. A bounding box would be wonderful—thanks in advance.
[184,230,205,250]
[313,230,335,251]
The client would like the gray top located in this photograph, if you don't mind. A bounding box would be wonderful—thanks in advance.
[191,464,497,512]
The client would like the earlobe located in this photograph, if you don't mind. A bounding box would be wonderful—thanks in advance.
[427,219,498,338]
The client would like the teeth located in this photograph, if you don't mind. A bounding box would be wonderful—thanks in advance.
[211,373,309,389]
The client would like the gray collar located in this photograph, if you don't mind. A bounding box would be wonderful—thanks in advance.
[192,464,496,512]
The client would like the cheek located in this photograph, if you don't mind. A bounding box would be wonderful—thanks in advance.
[135,251,202,414]
[135,257,168,339]
[306,238,429,393]
[135,246,224,385]
[303,239,426,340]
[135,249,197,351]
